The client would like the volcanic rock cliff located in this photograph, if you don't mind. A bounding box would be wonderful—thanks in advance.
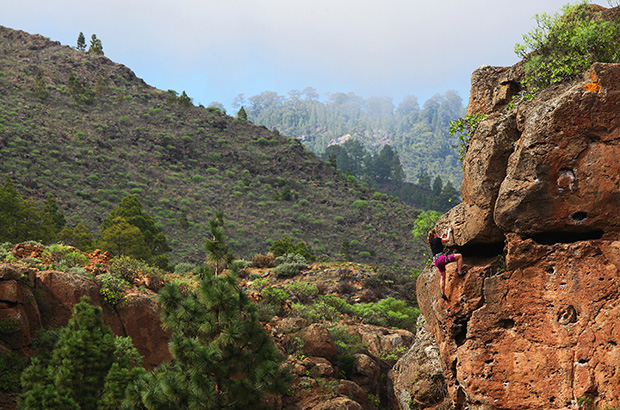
[404,61,620,410]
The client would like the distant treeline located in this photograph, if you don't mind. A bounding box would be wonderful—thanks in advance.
[227,89,466,191]
[320,139,459,212]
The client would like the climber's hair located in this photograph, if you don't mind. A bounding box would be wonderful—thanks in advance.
[427,229,437,245]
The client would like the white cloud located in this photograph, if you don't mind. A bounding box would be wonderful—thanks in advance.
[3,0,577,107]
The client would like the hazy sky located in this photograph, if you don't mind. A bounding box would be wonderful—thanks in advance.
[4,0,585,110]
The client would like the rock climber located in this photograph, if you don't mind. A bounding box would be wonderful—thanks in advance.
[427,226,466,301]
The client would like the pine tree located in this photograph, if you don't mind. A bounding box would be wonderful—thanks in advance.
[204,217,234,275]
[236,106,248,121]
[18,297,145,410]
[122,270,291,409]
[0,177,52,243]
[88,34,104,55]
[33,70,48,99]
[76,32,86,51]
[58,222,95,252]
[98,217,151,259]
[178,91,192,108]
[40,194,66,239]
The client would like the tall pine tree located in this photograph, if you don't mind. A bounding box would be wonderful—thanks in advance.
[18,297,145,410]
[123,269,291,409]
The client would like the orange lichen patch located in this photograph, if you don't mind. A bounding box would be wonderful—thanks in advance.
[585,70,601,92]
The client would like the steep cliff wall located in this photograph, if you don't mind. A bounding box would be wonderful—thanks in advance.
[415,62,620,410]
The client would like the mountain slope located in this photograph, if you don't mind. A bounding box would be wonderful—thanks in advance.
[0,26,426,267]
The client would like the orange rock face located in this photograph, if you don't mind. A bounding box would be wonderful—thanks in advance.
[417,236,620,409]
[418,60,620,409]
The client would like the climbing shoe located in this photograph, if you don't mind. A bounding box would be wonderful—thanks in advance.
[458,270,467,277]
[442,293,449,301]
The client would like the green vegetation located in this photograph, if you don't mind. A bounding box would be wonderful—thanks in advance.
[204,213,235,275]
[448,113,487,162]
[123,269,291,409]
[0,178,66,244]
[0,27,424,267]
[76,32,86,51]
[98,195,171,268]
[0,350,26,392]
[18,297,145,409]
[88,34,104,55]
[515,1,620,91]
[412,210,442,242]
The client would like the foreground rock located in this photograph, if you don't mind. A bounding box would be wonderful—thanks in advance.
[389,315,450,410]
[0,264,171,368]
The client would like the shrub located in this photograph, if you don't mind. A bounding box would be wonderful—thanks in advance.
[328,325,366,378]
[273,253,308,277]
[352,297,419,330]
[290,301,340,322]
[284,282,318,304]
[96,273,130,306]
[42,244,88,270]
[0,350,26,392]
[449,114,487,161]
[108,255,164,290]
[352,200,368,210]
[515,3,620,91]
[174,262,196,273]
[251,252,276,268]
[270,236,315,261]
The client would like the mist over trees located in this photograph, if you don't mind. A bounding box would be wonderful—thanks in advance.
[232,89,466,191]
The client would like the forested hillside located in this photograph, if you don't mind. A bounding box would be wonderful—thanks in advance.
[0,26,427,267]
[233,89,466,188]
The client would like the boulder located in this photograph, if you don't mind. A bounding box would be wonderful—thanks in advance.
[389,315,451,410]
[299,323,337,361]
[467,62,524,116]
[310,397,363,410]
[494,64,620,237]
[350,353,381,396]
[116,292,172,369]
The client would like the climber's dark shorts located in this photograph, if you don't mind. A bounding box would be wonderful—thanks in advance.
[433,254,455,273]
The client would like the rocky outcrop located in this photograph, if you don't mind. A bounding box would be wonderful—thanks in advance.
[389,315,450,410]
[0,264,171,368]
[418,58,620,409]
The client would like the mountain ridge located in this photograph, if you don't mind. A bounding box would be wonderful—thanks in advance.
[0,25,425,267]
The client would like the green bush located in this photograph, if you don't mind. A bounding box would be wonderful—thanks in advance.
[272,253,308,277]
[515,3,620,91]
[328,325,366,378]
[0,350,26,392]
[96,273,130,306]
[352,297,419,330]
[174,262,196,273]
[108,255,164,288]
[284,282,318,304]
[352,200,368,210]
[290,301,341,322]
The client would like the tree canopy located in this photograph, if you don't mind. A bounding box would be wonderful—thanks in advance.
[18,297,145,410]
[0,177,66,244]
[99,195,170,266]
[238,89,465,187]
[123,270,291,409]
